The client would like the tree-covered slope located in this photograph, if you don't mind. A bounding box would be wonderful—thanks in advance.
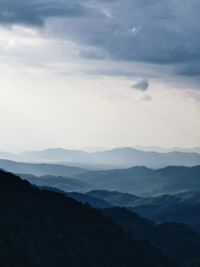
[20,173,93,192]
[87,190,200,233]
[0,170,171,267]
[101,208,200,267]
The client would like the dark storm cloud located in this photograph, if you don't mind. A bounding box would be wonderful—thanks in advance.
[132,79,149,91]
[0,0,199,78]
[178,61,200,77]
[61,0,199,77]
[0,0,93,26]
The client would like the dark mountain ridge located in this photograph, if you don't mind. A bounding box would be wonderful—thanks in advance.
[0,169,171,267]
[86,190,200,233]
[101,207,200,267]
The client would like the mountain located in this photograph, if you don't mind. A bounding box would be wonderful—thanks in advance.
[129,192,200,234]
[75,166,156,194]
[20,173,93,193]
[0,159,87,177]
[101,207,200,267]
[1,160,200,197]
[59,190,200,266]
[18,147,200,168]
[65,192,112,208]
[76,166,200,196]
[175,191,200,204]
[87,190,200,233]
[2,162,199,197]
[0,170,172,267]
[92,148,200,168]
[88,190,141,206]
[1,147,200,169]
[135,146,200,154]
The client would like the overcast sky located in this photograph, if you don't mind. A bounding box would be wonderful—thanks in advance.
[0,0,200,151]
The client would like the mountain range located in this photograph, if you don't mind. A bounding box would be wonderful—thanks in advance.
[74,166,200,196]
[0,159,87,177]
[19,173,93,193]
[1,167,200,266]
[100,207,200,267]
[1,160,200,196]
[17,169,200,236]
[1,147,200,169]
[86,190,200,233]
[0,169,173,267]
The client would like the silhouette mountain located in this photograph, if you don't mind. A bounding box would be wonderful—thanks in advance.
[101,207,200,267]
[0,170,172,267]
[41,188,200,266]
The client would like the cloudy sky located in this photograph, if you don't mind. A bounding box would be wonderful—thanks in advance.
[0,0,200,151]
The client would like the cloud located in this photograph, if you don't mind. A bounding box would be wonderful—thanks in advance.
[0,0,95,26]
[132,79,149,91]
[61,0,200,67]
[140,94,152,102]
[178,61,200,77]
[0,0,199,83]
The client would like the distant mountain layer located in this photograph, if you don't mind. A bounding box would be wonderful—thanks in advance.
[135,146,200,154]
[0,159,87,177]
[1,160,199,197]
[1,159,199,198]
[0,170,172,267]
[75,166,200,195]
[1,147,200,168]
[87,190,200,233]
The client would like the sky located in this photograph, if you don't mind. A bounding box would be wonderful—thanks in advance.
[0,0,200,152]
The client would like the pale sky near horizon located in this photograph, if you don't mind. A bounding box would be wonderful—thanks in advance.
[0,0,200,152]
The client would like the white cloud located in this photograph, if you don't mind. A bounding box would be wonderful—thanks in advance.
[140,94,152,102]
